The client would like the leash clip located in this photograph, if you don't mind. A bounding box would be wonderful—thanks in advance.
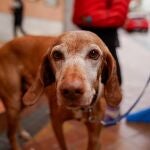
[87,107,102,124]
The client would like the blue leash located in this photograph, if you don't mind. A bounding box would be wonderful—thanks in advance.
[101,75,150,127]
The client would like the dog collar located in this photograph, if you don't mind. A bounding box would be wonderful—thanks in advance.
[90,87,99,106]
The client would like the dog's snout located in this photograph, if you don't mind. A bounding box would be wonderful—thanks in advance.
[60,79,84,100]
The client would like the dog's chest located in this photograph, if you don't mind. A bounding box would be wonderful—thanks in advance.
[72,109,90,122]
[73,109,83,119]
[73,109,89,122]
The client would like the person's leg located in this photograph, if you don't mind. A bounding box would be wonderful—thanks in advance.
[13,25,17,37]
[108,46,122,85]
[20,25,26,35]
[18,14,26,35]
[102,46,122,124]
[13,18,18,37]
[79,27,122,123]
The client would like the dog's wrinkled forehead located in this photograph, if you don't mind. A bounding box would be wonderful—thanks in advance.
[56,31,104,53]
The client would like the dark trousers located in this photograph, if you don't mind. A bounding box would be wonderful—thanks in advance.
[13,13,26,37]
[107,45,122,85]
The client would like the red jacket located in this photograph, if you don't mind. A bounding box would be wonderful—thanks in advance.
[73,0,130,27]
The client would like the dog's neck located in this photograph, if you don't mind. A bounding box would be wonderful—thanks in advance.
[72,99,101,123]
[69,82,104,122]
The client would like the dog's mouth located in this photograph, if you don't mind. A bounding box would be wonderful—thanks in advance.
[60,87,99,110]
[57,75,100,110]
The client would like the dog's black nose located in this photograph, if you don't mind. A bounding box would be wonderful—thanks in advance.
[60,80,84,100]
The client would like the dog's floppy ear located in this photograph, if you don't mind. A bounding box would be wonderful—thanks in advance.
[23,54,55,106]
[102,52,122,107]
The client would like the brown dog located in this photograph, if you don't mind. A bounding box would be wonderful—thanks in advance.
[23,31,122,150]
[0,35,56,150]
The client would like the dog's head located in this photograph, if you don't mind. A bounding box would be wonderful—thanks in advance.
[23,31,122,109]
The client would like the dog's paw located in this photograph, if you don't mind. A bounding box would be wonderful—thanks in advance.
[19,129,32,141]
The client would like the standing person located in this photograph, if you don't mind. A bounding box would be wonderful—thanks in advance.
[72,0,130,122]
[11,0,26,37]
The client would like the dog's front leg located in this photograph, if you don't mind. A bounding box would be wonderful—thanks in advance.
[46,86,69,150]
[85,122,102,150]
[51,114,67,150]
[6,105,21,150]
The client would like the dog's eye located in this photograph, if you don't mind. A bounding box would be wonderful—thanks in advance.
[52,50,64,61]
[87,49,100,60]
